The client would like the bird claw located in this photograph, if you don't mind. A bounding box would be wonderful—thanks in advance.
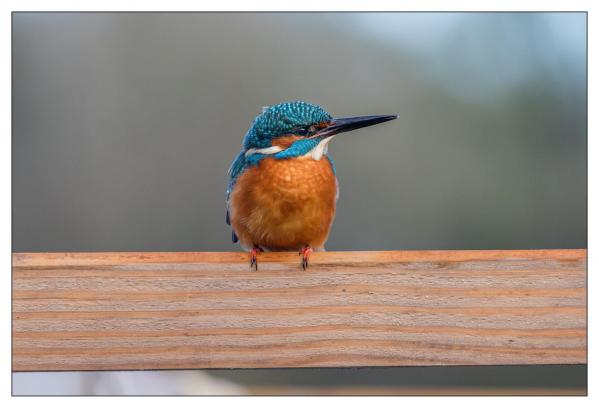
[299,245,313,270]
[249,246,263,271]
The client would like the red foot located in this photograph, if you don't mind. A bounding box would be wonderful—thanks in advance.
[299,245,313,270]
[249,246,263,271]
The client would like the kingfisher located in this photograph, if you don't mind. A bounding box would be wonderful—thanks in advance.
[226,101,397,270]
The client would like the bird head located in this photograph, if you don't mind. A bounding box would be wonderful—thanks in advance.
[242,101,397,160]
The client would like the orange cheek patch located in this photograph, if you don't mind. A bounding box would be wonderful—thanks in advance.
[271,122,332,146]
[271,135,302,148]
[316,121,331,130]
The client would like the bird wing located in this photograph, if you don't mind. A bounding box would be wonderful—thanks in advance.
[226,150,247,243]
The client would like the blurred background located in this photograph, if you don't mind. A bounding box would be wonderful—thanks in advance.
[12,12,586,395]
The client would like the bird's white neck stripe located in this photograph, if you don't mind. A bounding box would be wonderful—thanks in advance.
[244,146,283,157]
[245,136,335,161]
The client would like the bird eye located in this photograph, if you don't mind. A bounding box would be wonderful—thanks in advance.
[295,127,311,136]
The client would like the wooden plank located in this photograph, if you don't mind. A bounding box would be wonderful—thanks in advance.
[12,249,587,371]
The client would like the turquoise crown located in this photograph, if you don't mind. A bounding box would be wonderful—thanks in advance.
[242,101,332,149]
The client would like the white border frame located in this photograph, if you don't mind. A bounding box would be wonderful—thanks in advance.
[2,1,594,406]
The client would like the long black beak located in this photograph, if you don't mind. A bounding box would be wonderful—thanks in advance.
[317,114,397,138]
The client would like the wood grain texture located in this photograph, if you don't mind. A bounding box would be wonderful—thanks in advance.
[12,249,587,371]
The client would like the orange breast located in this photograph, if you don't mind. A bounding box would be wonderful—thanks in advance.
[229,156,338,251]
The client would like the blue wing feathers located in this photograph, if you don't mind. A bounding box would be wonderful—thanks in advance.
[226,150,248,241]
[326,154,337,175]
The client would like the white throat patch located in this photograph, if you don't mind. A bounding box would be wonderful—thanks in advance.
[303,136,335,160]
